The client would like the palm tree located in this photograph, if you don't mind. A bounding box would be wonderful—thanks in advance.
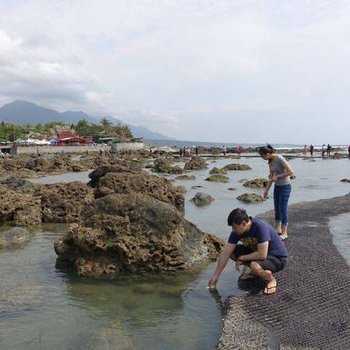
[100,117,112,129]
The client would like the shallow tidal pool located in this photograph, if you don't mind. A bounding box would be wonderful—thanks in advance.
[1,156,350,349]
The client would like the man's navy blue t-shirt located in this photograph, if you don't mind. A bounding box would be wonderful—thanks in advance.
[228,217,288,259]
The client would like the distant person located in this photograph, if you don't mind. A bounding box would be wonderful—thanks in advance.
[259,144,294,240]
[309,144,314,157]
[222,145,227,156]
[179,148,183,157]
[302,145,308,156]
[321,144,326,157]
[195,146,199,156]
[236,145,243,157]
[348,145,350,158]
[208,208,288,295]
[327,144,332,157]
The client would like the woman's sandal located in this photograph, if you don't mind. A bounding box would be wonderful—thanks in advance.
[280,233,288,240]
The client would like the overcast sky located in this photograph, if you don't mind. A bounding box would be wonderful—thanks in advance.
[0,1,349,144]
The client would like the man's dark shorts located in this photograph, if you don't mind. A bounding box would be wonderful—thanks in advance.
[233,245,286,273]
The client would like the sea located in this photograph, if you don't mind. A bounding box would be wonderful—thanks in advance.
[144,139,348,150]
[1,154,350,349]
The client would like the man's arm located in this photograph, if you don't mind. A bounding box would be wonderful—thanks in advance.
[208,243,236,287]
[238,242,268,262]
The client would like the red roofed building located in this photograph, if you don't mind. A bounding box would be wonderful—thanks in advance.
[56,128,93,145]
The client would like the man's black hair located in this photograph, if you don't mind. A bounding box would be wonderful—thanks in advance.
[227,208,249,226]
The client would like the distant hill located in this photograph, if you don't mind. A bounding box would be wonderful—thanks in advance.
[0,100,174,140]
[129,124,173,140]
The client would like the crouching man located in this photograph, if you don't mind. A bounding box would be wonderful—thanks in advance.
[208,208,288,295]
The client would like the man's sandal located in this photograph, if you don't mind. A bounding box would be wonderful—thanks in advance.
[263,283,277,295]
[239,273,257,281]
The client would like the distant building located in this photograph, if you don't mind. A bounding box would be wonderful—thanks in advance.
[55,128,93,145]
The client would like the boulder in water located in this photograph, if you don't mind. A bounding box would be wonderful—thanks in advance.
[191,192,215,206]
[184,157,208,171]
[0,227,32,248]
[55,192,223,277]
[224,163,251,171]
[237,193,264,203]
[205,175,230,183]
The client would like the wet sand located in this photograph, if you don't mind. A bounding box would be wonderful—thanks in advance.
[217,192,350,350]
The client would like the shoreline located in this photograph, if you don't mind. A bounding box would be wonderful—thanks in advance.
[216,192,350,349]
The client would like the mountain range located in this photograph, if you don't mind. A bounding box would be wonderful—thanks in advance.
[0,100,173,140]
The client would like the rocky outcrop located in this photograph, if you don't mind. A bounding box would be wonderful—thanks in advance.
[237,193,264,203]
[0,154,143,178]
[0,176,36,194]
[90,170,184,212]
[88,164,136,186]
[0,185,41,226]
[205,175,230,183]
[54,192,223,277]
[224,163,252,171]
[331,152,344,159]
[38,182,94,223]
[0,178,94,226]
[190,192,215,206]
[153,158,183,174]
[175,175,196,180]
[184,157,208,171]
[242,178,268,188]
[209,167,227,175]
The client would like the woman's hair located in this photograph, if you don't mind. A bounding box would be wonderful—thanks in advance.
[227,208,249,226]
[258,144,275,156]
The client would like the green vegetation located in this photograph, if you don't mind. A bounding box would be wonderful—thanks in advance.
[0,118,133,142]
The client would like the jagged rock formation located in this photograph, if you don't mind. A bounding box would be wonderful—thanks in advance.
[152,158,183,174]
[237,193,264,203]
[175,175,196,180]
[55,193,223,277]
[190,192,215,206]
[224,163,252,171]
[184,157,208,171]
[90,169,184,211]
[242,178,268,188]
[0,177,94,227]
[209,167,227,175]
[205,175,230,183]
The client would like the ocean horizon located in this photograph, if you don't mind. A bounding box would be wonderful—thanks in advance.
[144,139,348,150]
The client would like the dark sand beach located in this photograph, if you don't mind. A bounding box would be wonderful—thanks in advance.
[217,193,350,350]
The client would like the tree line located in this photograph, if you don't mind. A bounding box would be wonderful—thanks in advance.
[0,117,133,142]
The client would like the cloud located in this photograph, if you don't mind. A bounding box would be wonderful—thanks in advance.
[0,0,350,143]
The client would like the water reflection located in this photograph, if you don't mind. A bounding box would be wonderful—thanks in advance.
[329,213,350,264]
[1,157,350,349]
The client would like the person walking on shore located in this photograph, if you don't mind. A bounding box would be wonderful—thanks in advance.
[208,208,288,295]
[302,145,308,156]
[259,144,294,240]
[348,145,350,158]
[321,144,326,157]
[327,144,332,157]
[309,144,314,157]
[222,145,227,156]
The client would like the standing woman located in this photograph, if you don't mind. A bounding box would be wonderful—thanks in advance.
[259,145,294,240]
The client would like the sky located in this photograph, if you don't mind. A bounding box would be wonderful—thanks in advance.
[0,0,349,144]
